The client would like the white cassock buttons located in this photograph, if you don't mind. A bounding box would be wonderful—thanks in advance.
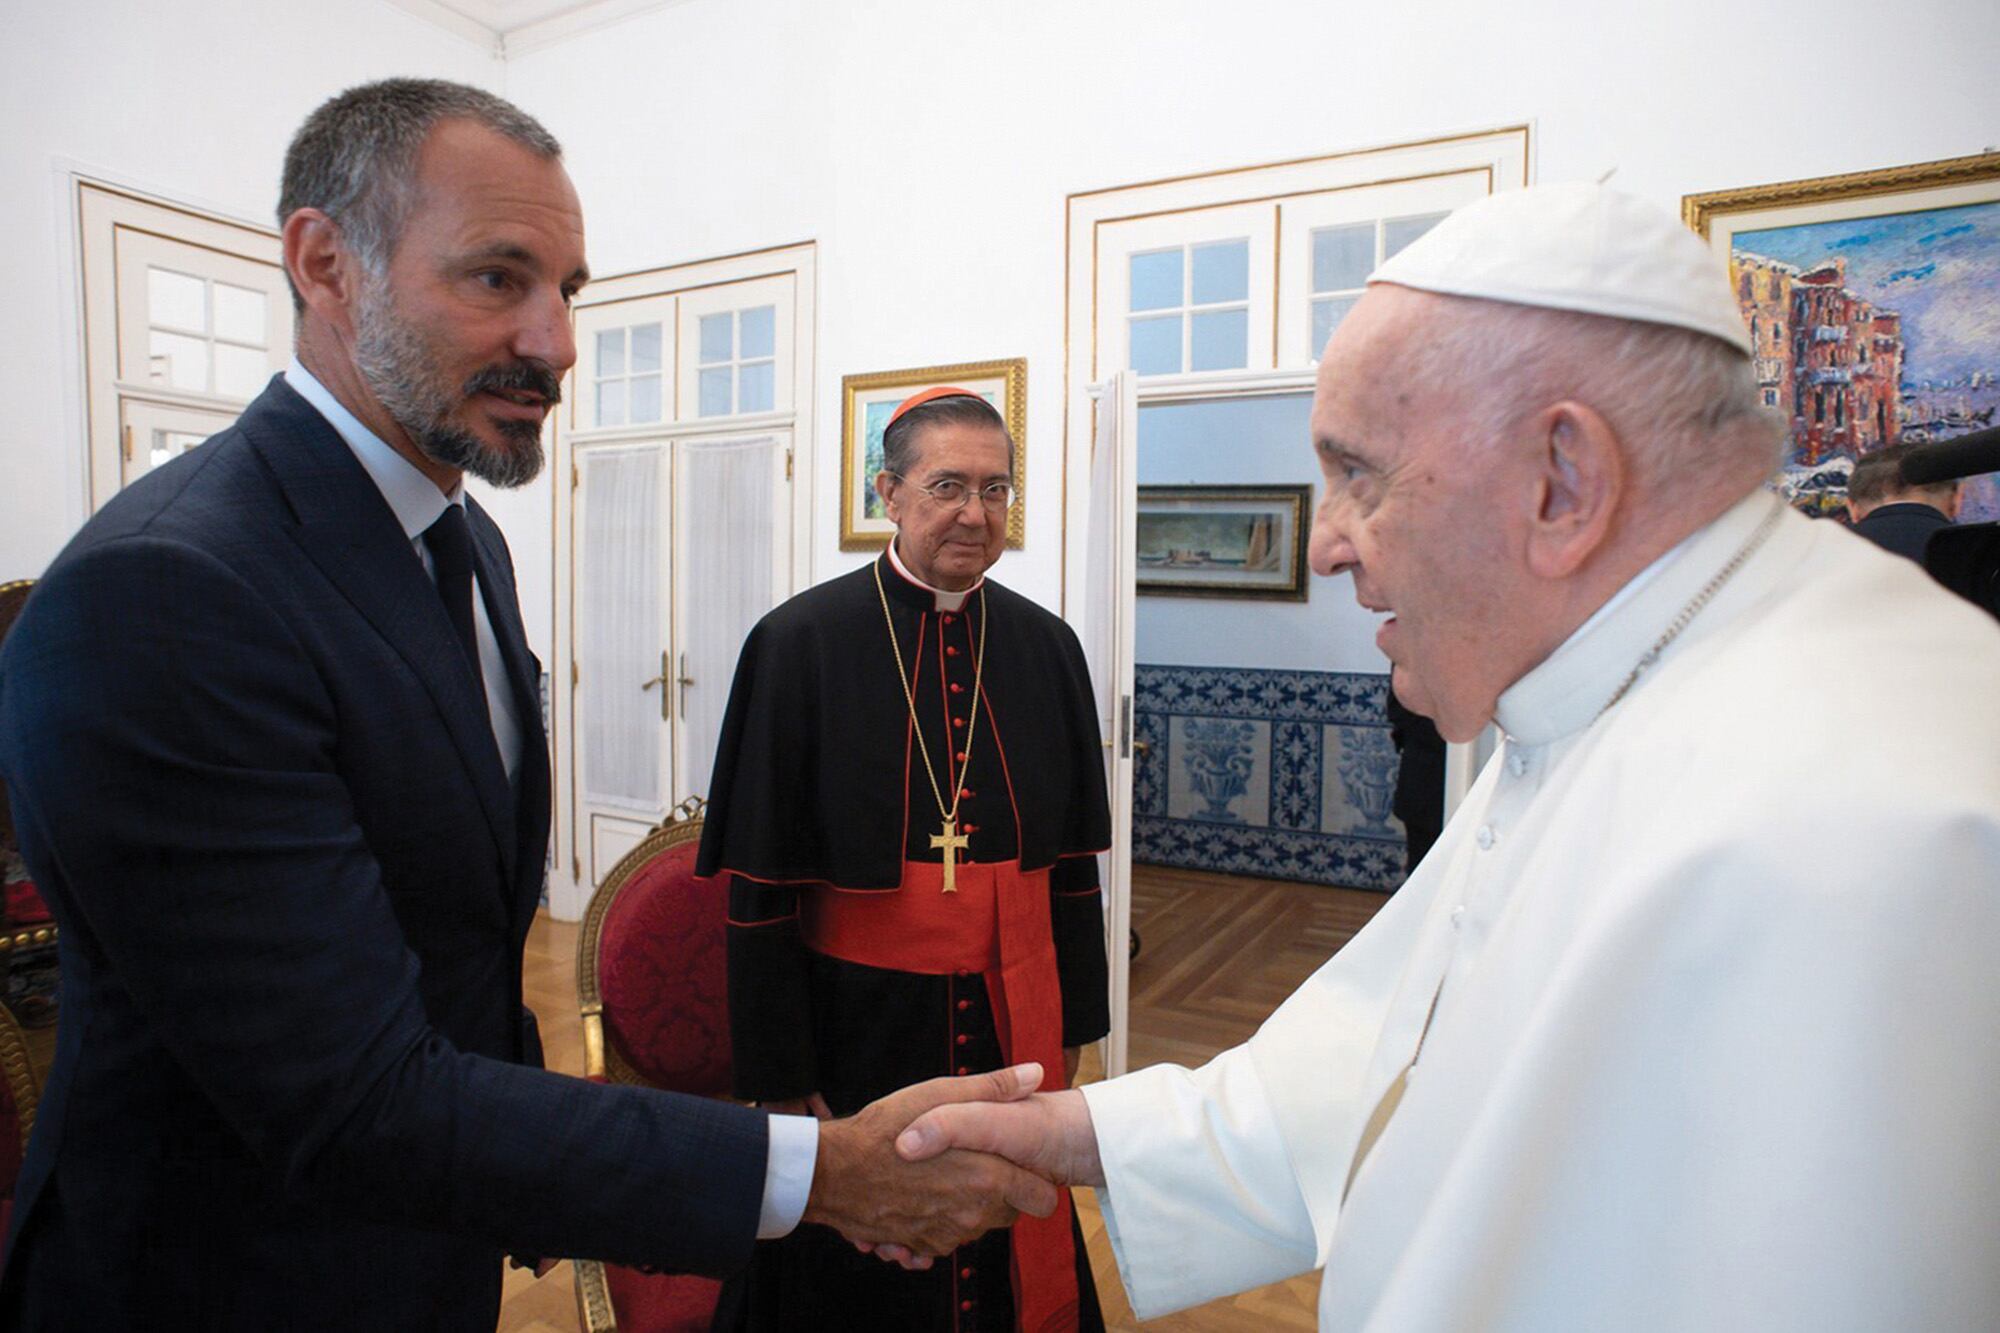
[1476,824,1496,851]
[1451,905,1467,929]
[1508,751,1527,777]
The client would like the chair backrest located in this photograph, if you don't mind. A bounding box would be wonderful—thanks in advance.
[0,1000,40,1199]
[0,581,33,856]
[576,801,730,1098]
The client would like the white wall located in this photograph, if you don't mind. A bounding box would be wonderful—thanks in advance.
[500,0,1998,654]
[0,0,497,578]
[7,0,1997,667]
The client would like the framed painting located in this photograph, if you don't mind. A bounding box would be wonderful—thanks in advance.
[1684,152,2000,520]
[838,357,1027,550]
[1135,484,1311,600]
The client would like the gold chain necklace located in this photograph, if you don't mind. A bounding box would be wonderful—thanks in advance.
[873,562,989,893]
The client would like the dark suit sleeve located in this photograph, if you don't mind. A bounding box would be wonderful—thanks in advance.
[726,876,820,1101]
[0,538,766,1273]
[1051,623,1111,1048]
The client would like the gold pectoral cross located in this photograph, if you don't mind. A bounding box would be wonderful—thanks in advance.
[930,819,970,893]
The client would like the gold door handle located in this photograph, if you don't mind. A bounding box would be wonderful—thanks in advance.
[1132,740,1153,756]
[676,653,695,720]
[640,650,671,721]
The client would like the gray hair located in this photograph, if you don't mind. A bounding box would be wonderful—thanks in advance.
[1849,443,1956,508]
[1403,295,1784,507]
[881,394,1014,479]
[278,78,562,311]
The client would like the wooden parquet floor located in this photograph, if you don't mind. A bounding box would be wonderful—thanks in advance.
[501,866,1389,1332]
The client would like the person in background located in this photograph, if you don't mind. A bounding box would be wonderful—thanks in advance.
[1846,443,1959,562]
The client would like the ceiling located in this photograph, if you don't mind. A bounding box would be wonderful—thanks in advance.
[385,0,684,53]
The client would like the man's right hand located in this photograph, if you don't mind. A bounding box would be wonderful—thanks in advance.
[803,1064,1059,1261]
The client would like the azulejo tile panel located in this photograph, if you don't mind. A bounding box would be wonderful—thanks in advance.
[1135,663,1404,891]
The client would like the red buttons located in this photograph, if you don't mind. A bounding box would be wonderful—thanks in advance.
[946,645,960,657]
[954,751,967,762]
[957,999,972,1011]
[949,682,964,694]
[956,1066,969,1076]
[960,788,974,799]
[960,1300,974,1312]
[956,968,971,978]
[952,716,966,729]
[943,613,956,624]
[960,1267,974,1280]
[963,823,978,834]
[956,1033,970,1046]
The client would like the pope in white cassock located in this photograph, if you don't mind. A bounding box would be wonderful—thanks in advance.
[896,183,2000,1330]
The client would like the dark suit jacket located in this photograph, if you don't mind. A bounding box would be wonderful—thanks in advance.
[1850,502,1951,564]
[0,379,767,1330]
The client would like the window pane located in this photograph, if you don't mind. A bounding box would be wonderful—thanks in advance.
[739,361,774,413]
[1312,223,1374,293]
[630,322,662,374]
[739,305,776,359]
[597,378,627,427]
[597,328,626,377]
[699,313,733,365]
[148,329,210,391]
[1130,314,1182,376]
[630,373,662,423]
[213,343,268,399]
[698,366,732,416]
[212,282,266,345]
[151,429,207,470]
[1383,212,1449,260]
[1311,296,1359,360]
[1191,239,1249,305]
[147,267,206,332]
[1129,250,1182,313]
[1190,308,1248,372]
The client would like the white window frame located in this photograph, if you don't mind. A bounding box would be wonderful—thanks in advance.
[1063,126,1531,618]
[76,179,293,506]
[548,242,816,916]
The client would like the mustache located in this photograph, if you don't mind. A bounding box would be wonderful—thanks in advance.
[465,362,563,405]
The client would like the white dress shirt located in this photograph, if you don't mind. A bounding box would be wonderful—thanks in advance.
[283,361,816,1239]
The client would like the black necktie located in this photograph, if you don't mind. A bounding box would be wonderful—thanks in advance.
[422,505,485,695]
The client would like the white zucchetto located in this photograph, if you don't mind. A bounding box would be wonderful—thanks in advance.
[1369,182,1754,355]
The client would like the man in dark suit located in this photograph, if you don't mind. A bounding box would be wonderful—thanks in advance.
[1847,443,1958,563]
[0,79,1051,1330]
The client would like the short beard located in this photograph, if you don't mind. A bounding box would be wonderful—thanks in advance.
[352,276,557,489]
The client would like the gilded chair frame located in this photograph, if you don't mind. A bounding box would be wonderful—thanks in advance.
[572,796,711,1333]
[0,1001,40,1155]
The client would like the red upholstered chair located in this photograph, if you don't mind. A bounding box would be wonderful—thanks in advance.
[0,1000,42,1281]
[572,798,733,1333]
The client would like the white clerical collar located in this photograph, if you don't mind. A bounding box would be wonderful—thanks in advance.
[285,358,464,540]
[886,537,983,612]
[1494,486,1781,746]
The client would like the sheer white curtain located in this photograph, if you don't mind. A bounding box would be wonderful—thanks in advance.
[580,445,664,811]
[679,436,782,803]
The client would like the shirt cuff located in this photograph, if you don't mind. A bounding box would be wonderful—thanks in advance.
[757,1113,819,1239]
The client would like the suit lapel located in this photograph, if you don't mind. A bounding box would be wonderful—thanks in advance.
[240,380,516,873]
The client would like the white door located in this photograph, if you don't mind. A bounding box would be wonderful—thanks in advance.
[671,432,791,806]
[1082,372,1139,1076]
[572,433,792,884]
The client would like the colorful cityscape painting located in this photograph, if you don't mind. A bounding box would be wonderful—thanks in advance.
[1726,198,2000,521]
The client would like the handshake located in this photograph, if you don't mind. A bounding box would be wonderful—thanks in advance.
[798,1062,1107,1267]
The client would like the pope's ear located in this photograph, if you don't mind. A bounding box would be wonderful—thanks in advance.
[1526,400,1621,580]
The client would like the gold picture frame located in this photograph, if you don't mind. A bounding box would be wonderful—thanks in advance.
[1683,152,2000,520]
[1136,485,1312,601]
[839,357,1027,551]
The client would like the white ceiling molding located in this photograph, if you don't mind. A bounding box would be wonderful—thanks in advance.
[381,0,692,57]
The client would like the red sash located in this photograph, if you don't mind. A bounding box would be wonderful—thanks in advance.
[800,860,1079,1333]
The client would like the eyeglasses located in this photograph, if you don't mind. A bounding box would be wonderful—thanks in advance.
[894,476,1016,512]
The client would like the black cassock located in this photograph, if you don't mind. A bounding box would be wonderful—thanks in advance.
[697,553,1111,1331]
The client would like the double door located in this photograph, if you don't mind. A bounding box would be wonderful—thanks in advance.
[572,431,791,883]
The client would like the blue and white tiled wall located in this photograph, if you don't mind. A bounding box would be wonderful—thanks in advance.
[1134,664,1407,891]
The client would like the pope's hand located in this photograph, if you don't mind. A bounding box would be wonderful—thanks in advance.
[803,1063,1059,1262]
[896,1086,1106,1190]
